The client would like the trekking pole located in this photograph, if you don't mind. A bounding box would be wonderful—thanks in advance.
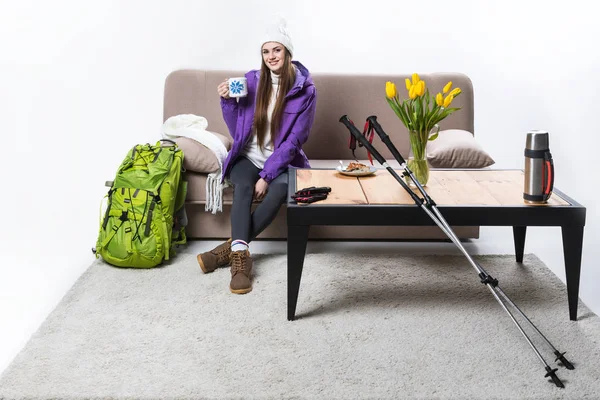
[364,115,575,370]
[339,114,574,388]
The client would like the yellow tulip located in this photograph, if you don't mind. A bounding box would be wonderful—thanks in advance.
[443,81,452,94]
[449,87,461,97]
[409,85,417,99]
[385,81,397,98]
[418,80,425,96]
[405,78,412,91]
[412,73,420,86]
[443,94,454,108]
[436,93,443,106]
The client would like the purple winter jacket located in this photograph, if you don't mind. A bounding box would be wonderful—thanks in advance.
[220,60,317,184]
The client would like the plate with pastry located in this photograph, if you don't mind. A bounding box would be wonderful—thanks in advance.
[336,161,378,177]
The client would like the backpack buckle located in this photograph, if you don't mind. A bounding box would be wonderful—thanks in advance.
[119,211,128,221]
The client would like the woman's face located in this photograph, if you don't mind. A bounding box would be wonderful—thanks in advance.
[262,42,286,74]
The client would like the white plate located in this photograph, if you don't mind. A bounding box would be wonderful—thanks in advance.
[336,165,378,177]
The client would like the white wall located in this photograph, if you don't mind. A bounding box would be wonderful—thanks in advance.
[1,0,598,374]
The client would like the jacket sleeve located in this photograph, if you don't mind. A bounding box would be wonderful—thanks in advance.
[259,87,317,184]
[220,97,239,138]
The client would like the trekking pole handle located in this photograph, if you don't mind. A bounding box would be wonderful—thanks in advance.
[366,115,406,165]
[339,115,423,206]
[339,115,386,165]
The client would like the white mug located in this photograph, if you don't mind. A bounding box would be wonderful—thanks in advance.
[228,77,248,98]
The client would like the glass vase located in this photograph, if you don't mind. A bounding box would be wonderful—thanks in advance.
[405,131,429,188]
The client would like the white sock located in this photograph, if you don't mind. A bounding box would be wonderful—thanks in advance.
[231,239,249,253]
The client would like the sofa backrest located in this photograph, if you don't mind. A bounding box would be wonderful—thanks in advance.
[163,70,474,160]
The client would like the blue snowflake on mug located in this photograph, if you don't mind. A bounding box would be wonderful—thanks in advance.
[230,81,244,95]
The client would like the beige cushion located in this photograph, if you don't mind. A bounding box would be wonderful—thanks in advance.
[427,129,495,168]
[175,133,233,173]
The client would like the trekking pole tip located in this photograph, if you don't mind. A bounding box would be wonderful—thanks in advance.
[545,366,564,388]
[554,351,575,370]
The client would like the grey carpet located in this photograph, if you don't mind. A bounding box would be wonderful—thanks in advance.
[1,252,600,400]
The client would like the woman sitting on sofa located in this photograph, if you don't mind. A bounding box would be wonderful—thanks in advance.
[197,19,317,295]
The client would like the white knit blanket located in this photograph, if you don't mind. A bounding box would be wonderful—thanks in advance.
[161,114,230,214]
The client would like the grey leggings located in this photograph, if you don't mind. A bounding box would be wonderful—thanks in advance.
[229,156,288,243]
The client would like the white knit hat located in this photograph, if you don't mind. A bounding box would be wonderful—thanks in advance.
[261,15,294,57]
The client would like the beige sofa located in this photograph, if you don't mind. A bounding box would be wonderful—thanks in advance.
[163,70,480,240]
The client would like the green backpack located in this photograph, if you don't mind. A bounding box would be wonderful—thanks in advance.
[93,139,188,268]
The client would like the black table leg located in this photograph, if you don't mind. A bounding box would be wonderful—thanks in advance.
[513,226,527,263]
[561,225,584,321]
[288,225,310,321]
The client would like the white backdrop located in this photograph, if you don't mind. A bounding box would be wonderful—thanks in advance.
[1,0,598,373]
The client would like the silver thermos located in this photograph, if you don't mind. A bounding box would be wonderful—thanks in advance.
[524,130,554,204]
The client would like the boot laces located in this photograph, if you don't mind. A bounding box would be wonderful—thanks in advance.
[230,251,247,274]
[215,243,231,263]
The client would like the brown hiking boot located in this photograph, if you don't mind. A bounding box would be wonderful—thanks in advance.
[229,250,253,294]
[197,239,232,273]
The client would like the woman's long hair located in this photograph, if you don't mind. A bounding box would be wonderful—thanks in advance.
[253,48,296,150]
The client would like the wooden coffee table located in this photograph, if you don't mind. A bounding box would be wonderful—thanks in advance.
[286,168,586,321]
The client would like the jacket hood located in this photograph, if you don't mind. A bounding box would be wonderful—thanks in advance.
[288,60,313,96]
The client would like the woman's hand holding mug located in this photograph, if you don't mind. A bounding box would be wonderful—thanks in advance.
[217,80,230,99]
